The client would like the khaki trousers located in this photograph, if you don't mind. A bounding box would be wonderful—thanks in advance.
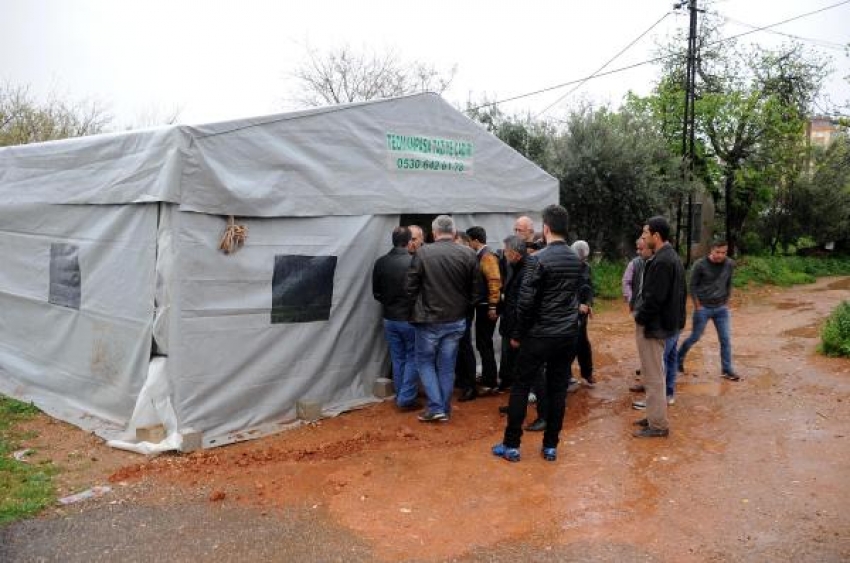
[635,325,668,431]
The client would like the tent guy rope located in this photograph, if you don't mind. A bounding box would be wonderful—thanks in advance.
[218,215,247,254]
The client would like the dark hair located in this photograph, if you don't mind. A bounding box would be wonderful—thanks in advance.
[541,204,569,237]
[392,226,411,248]
[466,226,487,244]
[456,232,471,244]
[646,216,670,242]
[711,240,728,248]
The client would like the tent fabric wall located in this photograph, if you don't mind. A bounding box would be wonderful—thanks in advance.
[0,203,157,431]
[164,210,396,445]
[0,93,559,449]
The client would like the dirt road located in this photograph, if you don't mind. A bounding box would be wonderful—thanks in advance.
[2,277,849,562]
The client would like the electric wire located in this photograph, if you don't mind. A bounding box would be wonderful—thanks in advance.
[534,11,672,118]
[467,0,850,113]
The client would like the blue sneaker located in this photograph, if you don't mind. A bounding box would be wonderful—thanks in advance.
[541,447,557,462]
[491,443,521,462]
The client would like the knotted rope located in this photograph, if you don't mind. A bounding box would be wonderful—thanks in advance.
[218,215,247,254]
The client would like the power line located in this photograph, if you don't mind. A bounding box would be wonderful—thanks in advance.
[468,0,850,113]
[717,14,847,50]
[706,0,850,47]
[534,11,672,118]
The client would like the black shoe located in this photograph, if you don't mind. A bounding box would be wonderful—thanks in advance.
[498,405,509,414]
[633,426,669,438]
[635,369,641,376]
[629,384,645,393]
[633,418,649,427]
[677,364,685,373]
[524,418,546,432]
[458,388,478,402]
[721,371,740,381]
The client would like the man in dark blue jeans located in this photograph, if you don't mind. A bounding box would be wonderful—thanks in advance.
[372,226,418,410]
[492,204,582,462]
[406,215,479,422]
[677,240,738,381]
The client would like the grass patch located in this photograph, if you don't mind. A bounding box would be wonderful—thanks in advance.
[0,395,57,524]
[734,256,850,288]
[820,301,850,358]
[591,255,850,300]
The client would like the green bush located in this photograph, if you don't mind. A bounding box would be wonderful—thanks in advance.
[591,260,626,301]
[820,301,850,358]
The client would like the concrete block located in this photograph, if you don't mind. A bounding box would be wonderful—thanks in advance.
[373,377,395,398]
[296,400,323,421]
[179,427,203,452]
[136,424,166,443]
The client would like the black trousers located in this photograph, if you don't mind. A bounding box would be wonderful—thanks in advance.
[474,304,498,388]
[575,315,593,380]
[503,335,577,449]
[499,337,546,419]
[455,313,477,390]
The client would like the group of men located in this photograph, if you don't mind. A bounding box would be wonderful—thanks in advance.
[372,205,737,463]
[622,220,738,438]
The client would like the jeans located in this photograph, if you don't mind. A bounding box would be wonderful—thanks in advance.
[383,319,418,408]
[664,332,680,398]
[678,305,733,374]
[415,319,467,416]
[503,336,577,449]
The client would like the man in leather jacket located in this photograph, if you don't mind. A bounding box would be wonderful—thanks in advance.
[406,215,479,422]
[632,216,686,438]
[492,204,582,462]
[372,226,418,411]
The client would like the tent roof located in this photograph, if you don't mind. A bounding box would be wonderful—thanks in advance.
[0,93,557,216]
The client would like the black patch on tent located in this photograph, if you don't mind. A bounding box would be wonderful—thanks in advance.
[49,243,81,309]
[271,255,337,323]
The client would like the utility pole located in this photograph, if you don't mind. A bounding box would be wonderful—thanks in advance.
[675,0,699,266]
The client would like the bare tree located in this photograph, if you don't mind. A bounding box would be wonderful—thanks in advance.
[122,103,183,130]
[289,45,456,107]
[0,82,111,146]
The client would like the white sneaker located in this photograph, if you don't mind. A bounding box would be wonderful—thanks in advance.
[667,396,676,406]
[632,400,646,410]
[528,392,537,403]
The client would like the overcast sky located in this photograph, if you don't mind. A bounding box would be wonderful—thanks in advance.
[2,0,848,129]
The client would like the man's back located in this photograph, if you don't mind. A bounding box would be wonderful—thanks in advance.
[513,240,582,339]
[407,240,478,323]
[373,248,413,321]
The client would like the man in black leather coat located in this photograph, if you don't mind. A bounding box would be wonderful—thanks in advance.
[492,204,582,463]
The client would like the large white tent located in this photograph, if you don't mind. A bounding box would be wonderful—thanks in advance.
[0,93,558,450]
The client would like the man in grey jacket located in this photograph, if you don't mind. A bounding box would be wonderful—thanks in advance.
[406,215,479,422]
[677,240,738,380]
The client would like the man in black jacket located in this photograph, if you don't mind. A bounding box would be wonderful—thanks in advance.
[406,215,479,422]
[632,216,686,438]
[372,226,419,411]
[492,204,582,462]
